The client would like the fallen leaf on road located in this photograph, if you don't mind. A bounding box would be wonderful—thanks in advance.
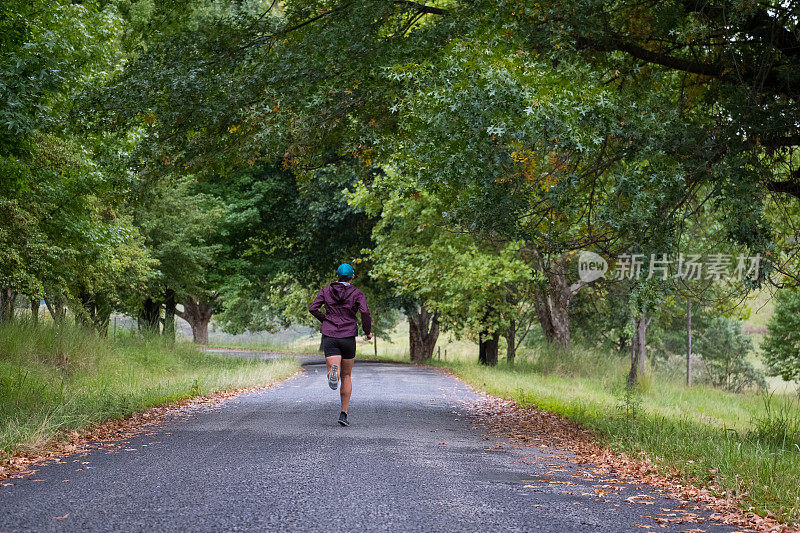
[53,514,69,520]
[627,495,656,505]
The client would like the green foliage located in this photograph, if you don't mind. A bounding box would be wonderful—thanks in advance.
[0,0,155,323]
[131,175,223,306]
[491,0,784,263]
[0,200,51,298]
[0,0,795,376]
[695,317,765,393]
[98,0,784,350]
[0,1,122,159]
[762,289,800,384]
[387,37,695,254]
[350,174,533,335]
[201,163,380,334]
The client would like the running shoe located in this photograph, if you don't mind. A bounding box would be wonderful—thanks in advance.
[338,411,349,427]
[328,364,339,390]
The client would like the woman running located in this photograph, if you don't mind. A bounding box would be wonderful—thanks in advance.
[308,263,372,426]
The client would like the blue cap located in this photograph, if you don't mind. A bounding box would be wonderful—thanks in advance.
[337,263,355,278]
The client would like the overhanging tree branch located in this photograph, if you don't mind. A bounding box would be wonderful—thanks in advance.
[393,1,448,15]
[577,36,723,77]
[758,135,800,148]
[767,173,800,200]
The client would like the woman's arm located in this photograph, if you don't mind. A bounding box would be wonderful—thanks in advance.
[309,290,326,322]
[358,292,372,336]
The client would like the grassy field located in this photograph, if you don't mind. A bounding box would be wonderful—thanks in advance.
[0,321,299,461]
[740,288,799,395]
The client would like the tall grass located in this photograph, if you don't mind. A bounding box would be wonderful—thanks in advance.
[208,337,321,354]
[0,320,299,460]
[750,393,800,450]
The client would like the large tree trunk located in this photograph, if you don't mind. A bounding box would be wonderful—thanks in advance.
[76,292,95,329]
[531,254,584,349]
[176,295,214,345]
[163,289,177,344]
[405,303,439,362]
[505,319,516,363]
[479,330,500,366]
[93,293,111,337]
[30,298,39,326]
[627,312,652,387]
[44,296,67,323]
[0,289,17,323]
[138,297,161,334]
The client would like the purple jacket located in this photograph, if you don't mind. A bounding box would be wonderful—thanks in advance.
[309,282,371,338]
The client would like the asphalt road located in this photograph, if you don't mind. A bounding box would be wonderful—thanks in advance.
[1,358,745,532]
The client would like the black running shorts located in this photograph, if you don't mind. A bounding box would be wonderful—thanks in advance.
[321,334,356,359]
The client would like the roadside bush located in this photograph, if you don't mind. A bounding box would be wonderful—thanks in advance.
[694,317,765,393]
[761,289,800,385]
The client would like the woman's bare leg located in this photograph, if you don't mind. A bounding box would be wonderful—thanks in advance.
[326,355,342,378]
[339,358,355,413]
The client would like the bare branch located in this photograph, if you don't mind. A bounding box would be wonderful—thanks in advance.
[578,36,723,77]
[758,135,800,148]
[767,174,800,200]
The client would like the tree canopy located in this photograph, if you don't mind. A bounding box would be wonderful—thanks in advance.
[1,0,798,383]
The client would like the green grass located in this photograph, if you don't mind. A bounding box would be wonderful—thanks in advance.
[427,343,800,524]
[206,334,320,354]
[0,320,299,460]
[207,339,321,354]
